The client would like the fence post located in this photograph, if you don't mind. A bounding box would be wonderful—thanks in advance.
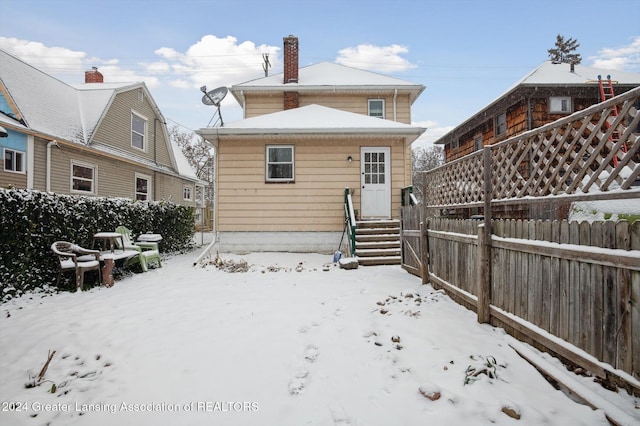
[421,220,428,285]
[477,224,492,323]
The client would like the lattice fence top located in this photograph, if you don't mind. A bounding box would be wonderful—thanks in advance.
[423,87,640,209]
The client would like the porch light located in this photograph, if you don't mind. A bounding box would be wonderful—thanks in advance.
[347,156,353,163]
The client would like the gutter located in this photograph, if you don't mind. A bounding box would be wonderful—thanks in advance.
[199,127,425,137]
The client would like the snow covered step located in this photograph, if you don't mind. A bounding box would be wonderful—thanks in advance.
[356,248,401,258]
[356,227,400,235]
[356,233,400,243]
[354,219,401,266]
[357,255,401,266]
[356,240,401,250]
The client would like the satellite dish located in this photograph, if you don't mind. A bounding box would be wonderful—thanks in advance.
[201,86,228,106]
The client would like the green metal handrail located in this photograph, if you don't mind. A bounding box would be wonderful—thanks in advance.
[344,188,357,256]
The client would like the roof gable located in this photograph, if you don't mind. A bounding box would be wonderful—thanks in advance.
[0,48,135,144]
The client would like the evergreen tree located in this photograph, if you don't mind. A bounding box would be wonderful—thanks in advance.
[547,34,582,64]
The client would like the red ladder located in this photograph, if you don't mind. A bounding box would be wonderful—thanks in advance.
[598,74,626,166]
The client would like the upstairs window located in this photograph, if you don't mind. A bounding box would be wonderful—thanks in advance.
[266,145,294,182]
[3,148,25,173]
[71,161,96,193]
[131,112,147,151]
[368,99,385,119]
[495,112,507,136]
[549,96,572,113]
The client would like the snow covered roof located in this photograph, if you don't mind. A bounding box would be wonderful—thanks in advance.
[0,48,199,182]
[435,61,640,145]
[231,62,425,104]
[515,61,640,86]
[0,48,134,144]
[199,104,425,142]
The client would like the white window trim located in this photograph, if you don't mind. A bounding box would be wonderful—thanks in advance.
[3,148,26,174]
[70,160,97,194]
[131,110,148,151]
[549,96,572,113]
[368,99,385,119]
[265,145,295,183]
[135,172,152,201]
[183,185,193,201]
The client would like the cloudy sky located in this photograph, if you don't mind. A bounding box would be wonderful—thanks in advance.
[1,0,639,150]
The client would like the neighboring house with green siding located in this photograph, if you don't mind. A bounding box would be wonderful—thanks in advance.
[0,48,203,210]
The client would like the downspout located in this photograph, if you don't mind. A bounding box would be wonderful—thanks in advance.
[393,89,398,121]
[153,118,158,200]
[27,135,34,189]
[526,96,532,130]
[46,140,58,192]
[213,133,219,240]
[240,90,246,119]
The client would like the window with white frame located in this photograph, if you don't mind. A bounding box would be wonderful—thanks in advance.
[71,161,96,193]
[3,148,25,173]
[368,99,385,119]
[549,96,572,113]
[183,185,193,201]
[135,173,151,201]
[266,145,294,182]
[131,112,147,151]
[495,112,507,136]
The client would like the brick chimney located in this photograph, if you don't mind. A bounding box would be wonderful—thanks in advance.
[283,35,299,84]
[85,67,103,83]
[283,35,299,110]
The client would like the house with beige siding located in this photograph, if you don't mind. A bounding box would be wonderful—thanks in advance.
[0,48,203,212]
[198,35,425,260]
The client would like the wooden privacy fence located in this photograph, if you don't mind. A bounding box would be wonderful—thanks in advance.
[420,217,640,385]
[406,87,640,392]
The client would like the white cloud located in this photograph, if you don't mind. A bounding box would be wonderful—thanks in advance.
[0,37,161,87]
[144,61,171,74]
[154,35,280,91]
[336,43,417,73]
[0,37,85,76]
[588,36,640,72]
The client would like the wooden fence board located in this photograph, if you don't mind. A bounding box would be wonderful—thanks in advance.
[569,221,581,348]
[602,221,617,366]
[559,220,570,341]
[632,222,640,380]
[579,221,591,351]
[617,221,631,373]
[590,221,604,361]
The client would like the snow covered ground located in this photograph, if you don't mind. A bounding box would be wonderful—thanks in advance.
[1,250,638,426]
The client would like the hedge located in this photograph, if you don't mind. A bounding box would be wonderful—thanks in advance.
[0,188,195,297]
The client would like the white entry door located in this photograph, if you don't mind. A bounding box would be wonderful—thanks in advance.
[360,147,391,219]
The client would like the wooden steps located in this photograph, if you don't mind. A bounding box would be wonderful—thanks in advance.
[355,220,401,266]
